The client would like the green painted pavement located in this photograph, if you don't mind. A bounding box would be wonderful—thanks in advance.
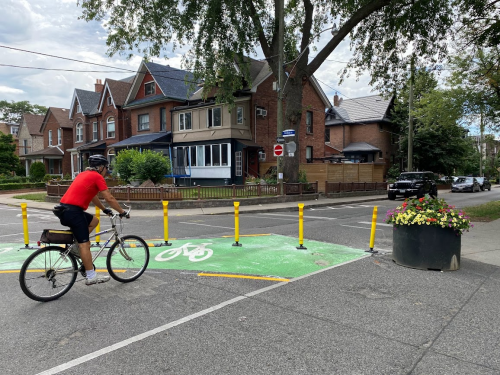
[0,235,368,278]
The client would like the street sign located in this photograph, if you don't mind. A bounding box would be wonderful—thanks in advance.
[285,141,296,153]
[274,144,284,157]
[288,153,294,157]
[282,129,295,137]
[276,137,285,143]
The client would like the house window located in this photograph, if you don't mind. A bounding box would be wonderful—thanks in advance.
[11,126,19,136]
[379,151,383,159]
[145,81,155,96]
[207,107,221,127]
[23,139,28,155]
[306,146,313,163]
[196,145,204,166]
[49,159,54,174]
[325,128,330,143]
[212,144,221,166]
[179,112,192,131]
[108,150,116,167]
[107,117,115,138]
[57,129,62,145]
[236,106,243,124]
[306,111,313,133]
[221,144,228,166]
[76,123,83,142]
[93,122,98,141]
[77,103,81,113]
[48,130,52,146]
[204,145,211,166]
[235,151,242,176]
[160,108,167,131]
[107,96,112,106]
[138,114,149,131]
[190,146,196,166]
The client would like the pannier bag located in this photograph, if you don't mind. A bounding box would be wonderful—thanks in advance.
[40,229,74,244]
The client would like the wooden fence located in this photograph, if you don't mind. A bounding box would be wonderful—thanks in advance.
[46,181,320,201]
[325,181,387,194]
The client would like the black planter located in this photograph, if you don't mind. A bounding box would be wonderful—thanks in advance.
[392,224,461,271]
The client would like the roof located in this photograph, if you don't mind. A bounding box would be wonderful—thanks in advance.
[343,142,381,152]
[67,140,107,152]
[25,146,64,158]
[125,61,196,107]
[22,114,45,136]
[74,89,101,115]
[45,108,72,129]
[326,95,393,125]
[236,139,263,148]
[98,78,133,111]
[110,132,172,148]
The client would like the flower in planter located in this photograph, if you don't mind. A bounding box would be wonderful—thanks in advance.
[385,195,473,235]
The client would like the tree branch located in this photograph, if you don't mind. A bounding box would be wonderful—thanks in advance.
[248,0,272,57]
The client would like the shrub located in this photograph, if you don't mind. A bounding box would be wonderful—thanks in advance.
[132,150,171,184]
[43,174,61,182]
[29,162,46,182]
[63,173,72,180]
[113,149,141,184]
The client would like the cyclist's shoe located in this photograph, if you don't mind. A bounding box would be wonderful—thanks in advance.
[85,274,110,286]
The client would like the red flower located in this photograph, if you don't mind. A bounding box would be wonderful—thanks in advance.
[402,202,407,208]
[419,197,424,202]
[416,206,422,210]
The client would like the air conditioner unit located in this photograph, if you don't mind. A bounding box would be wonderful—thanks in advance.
[258,151,266,161]
[256,108,267,117]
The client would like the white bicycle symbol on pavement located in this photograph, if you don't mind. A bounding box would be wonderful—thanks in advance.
[155,243,213,262]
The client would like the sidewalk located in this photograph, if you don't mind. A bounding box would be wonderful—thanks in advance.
[2,191,499,267]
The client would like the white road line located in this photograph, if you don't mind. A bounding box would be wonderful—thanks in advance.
[358,221,393,227]
[340,225,382,230]
[250,215,298,222]
[178,222,234,229]
[36,255,370,375]
[0,231,42,237]
[259,213,337,220]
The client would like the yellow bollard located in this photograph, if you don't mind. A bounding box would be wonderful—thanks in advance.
[232,201,242,247]
[21,203,30,248]
[162,201,172,246]
[296,203,307,250]
[366,206,379,253]
[95,207,101,245]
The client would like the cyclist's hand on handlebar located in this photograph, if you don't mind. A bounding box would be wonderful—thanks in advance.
[103,208,113,216]
[119,211,130,219]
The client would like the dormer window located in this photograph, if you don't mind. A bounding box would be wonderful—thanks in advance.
[145,81,155,96]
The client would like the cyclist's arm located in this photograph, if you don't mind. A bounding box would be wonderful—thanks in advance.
[99,189,126,215]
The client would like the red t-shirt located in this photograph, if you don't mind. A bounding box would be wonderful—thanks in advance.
[60,171,108,210]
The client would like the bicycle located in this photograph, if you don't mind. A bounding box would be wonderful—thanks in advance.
[19,205,150,302]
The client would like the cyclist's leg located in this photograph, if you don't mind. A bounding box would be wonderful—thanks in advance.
[88,215,98,235]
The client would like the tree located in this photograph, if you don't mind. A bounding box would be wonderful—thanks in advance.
[0,132,21,176]
[79,0,454,181]
[113,149,141,184]
[0,100,47,124]
[28,161,46,182]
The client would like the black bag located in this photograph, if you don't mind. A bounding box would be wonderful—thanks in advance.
[40,229,74,244]
[52,204,66,219]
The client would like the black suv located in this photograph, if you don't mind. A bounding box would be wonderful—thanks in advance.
[388,171,438,200]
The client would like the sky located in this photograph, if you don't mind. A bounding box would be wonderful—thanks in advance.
[0,0,377,111]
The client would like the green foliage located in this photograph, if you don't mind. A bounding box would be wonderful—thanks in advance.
[0,176,28,184]
[0,100,47,123]
[63,173,72,180]
[114,149,171,184]
[0,131,21,175]
[0,182,46,191]
[43,174,61,182]
[298,169,308,183]
[131,150,171,184]
[29,162,46,182]
[387,165,401,180]
[11,192,47,202]
[113,149,141,184]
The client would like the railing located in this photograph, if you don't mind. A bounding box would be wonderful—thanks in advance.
[46,182,319,201]
[325,181,387,194]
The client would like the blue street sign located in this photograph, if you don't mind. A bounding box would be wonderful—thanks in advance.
[282,129,295,137]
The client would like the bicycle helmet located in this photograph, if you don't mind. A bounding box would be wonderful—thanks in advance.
[88,154,109,168]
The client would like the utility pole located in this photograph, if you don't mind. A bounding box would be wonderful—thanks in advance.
[276,0,284,195]
[480,108,484,177]
[407,56,415,172]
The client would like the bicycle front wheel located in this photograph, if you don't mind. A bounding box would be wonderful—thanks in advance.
[107,235,150,282]
[19,246,78,302]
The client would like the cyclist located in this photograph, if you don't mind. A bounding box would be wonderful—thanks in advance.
[55,154,129,285]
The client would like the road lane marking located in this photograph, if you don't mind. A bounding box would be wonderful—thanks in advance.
[358,221,392,227]
[259,213,337,220]
[198,273,289,282]
[340,225,382,230]
[221,234,271,238]
[178,222,234,229]
[35,255,369,375]
[0,231,42,237]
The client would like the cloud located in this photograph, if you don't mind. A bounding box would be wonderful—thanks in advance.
[0,86,25,94]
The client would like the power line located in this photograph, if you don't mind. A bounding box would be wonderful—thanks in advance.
[0,64,129,73]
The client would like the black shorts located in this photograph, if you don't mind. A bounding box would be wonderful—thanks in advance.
[57,204,94,243]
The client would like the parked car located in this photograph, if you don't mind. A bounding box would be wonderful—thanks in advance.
[451,177,480,193]
[388,171,438,200]
[475,177,492,191]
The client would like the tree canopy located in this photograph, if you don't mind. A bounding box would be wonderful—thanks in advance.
[0,132,21,176]
[79,0,455,181]
[0,100,47,124]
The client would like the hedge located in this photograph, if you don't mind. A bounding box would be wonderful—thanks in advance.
[0,182,46,191]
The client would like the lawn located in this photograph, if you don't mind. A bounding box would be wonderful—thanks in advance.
[12,192,47,202]
[463,201,500,222]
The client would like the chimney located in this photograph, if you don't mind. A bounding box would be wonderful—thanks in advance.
[333,93,339,107]
[95,79,104,93]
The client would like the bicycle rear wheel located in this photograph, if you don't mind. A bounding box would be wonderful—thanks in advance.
[19,246,78,302]
[106,235,149,282]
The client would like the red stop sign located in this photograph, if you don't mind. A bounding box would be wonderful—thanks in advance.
[274,144,283,156]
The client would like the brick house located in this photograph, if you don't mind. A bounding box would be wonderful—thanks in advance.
[0,122,20,156]
[170,57,331,185]
[18,114,45,174]
[24,107,73,176]
[111,61,194,155]
[325,94,396,176]
[67,78,133,177]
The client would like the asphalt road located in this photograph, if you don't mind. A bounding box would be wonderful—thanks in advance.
[1,189,499,374]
